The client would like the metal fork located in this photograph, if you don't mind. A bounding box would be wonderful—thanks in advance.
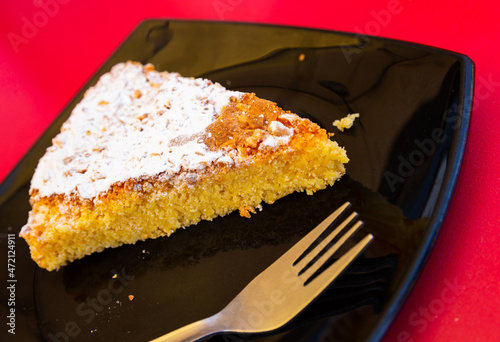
[150,202,373,342]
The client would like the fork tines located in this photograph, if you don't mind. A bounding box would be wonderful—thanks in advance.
[292,202,372,286]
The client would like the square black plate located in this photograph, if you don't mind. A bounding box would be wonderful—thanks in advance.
[0,20,473,342]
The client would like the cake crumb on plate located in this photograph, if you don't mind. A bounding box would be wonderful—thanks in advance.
[333,113,360,132]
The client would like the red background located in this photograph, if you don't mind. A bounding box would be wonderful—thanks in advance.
[1,0,499,341]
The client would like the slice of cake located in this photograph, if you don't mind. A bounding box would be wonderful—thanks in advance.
[20,61,348,271]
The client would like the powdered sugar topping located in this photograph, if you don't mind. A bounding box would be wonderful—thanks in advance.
[260,121,294,149]
[31,62,242,199]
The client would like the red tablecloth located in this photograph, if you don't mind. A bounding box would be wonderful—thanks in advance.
[1,1,499,341]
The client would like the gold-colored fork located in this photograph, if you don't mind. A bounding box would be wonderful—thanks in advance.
[151,202,373,342]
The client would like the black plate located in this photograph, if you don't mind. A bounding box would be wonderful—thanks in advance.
[0,20,473,342]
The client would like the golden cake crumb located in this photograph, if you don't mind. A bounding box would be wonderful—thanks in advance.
[333,113,360,132]
[239,205,257,218]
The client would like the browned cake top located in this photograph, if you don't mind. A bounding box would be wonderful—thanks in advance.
[205,93,322,157]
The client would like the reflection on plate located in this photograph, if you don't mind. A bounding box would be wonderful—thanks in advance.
[0,20,473,342]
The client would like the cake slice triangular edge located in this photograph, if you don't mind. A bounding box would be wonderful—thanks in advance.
[20,61,348,271]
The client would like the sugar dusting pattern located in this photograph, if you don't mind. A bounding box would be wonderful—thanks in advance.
[31,62,242,198]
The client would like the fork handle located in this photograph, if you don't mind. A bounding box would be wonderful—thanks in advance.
[150,315,223,342]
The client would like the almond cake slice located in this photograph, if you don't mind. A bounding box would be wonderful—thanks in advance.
[20,61,348,271]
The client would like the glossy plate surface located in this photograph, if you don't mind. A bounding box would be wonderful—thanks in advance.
[0,20,473,342]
